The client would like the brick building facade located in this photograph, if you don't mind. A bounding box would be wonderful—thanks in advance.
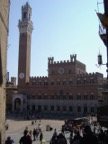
[6,3,103,119]
[0,0,10,143]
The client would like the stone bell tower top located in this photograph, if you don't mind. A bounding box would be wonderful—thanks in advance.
[21,2,32,21]
[18,2,33,34]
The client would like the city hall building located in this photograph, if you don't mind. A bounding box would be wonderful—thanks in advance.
[6,3,103,118]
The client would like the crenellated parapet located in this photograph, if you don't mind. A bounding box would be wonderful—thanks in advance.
[70,54,77,62]
[30,76,48,82]
[48,57,54,64]
[76,72,103,78]
[48,54,77,65]
[11,77,17,86]
[53,60,70,64]
[29,76,49,86]
[11,77,16,80]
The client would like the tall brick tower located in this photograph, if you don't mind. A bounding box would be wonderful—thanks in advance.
[18,2,33,86]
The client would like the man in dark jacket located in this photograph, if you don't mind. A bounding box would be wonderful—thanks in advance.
[19,130,32,144]
[80,125,98,144]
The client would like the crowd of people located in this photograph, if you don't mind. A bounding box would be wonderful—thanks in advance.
[19,123,45,144]
[5,122,44,144]
[5,117,108,144]
[50,120,108,144]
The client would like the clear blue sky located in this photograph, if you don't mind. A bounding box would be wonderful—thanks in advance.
[8,0,107,80]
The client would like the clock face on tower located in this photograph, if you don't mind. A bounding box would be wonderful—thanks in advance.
[19,73,24,79]
[58,68,64,74]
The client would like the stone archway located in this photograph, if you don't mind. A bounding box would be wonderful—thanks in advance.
[14,98,21,112]
[12,94,27,113]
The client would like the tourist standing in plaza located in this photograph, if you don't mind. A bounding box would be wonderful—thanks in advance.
[33,128,36,141]
[19,130,32,144]
[39,132,46,144]
[5,136,14,144]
